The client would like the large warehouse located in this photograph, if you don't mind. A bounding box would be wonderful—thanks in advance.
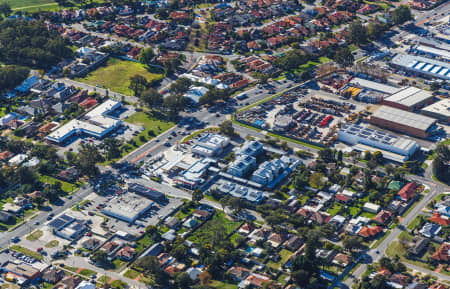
[369,106,437,138]
[338,123,419,162]
[421,99,450,124]
[391,54,450,80]
[383,86,434,111]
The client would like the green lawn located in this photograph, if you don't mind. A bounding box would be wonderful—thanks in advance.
[79,268,96,277]
[209,280,238,289]
[76,57,164,96]
[182,127,220,143]
[110,280,127,289]
[26,230,43,241]
[39,175,77,193]
[6,0,55,9]
[45,240,59,248]
[10,245,43,260]
[123,111,174,156]
[327,203,343,216]
[188,211,242,245]
[98,276,111,284]
[267,249,293,269]
[124,269,140,279]
[135,234,154,255]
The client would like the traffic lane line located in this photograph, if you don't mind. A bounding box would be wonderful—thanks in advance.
[131,143,163,163]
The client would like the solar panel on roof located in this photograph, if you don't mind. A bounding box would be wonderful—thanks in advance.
[49,218,66,228]
[423,64,434,72]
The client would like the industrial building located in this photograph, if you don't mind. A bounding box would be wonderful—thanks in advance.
[383,87,434,111]
[413,45,450,61]
[421,99,450,124]
[46,99,122,144]
[191,133,230,157]
[338,123,420,162]
[369,106,437,138]
[101,193,154,223]
[391,54,450,80]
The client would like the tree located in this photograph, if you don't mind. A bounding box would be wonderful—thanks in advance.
[91,250,108,264]
[192,189,203,203]
[100,138,122,160]
[163,93,185,117]
[43,182,64,202]
[129,74,148,97]
[319,148,335,163]
[309,172,325,189]
[0,2,11,17]
[75,144,102,178]
[433,143,450,184]
[0,65,30,93]
[139,47,155,66]
[334,47,354,67]
[169,77,192,95]
[141,88,163,109]
[343,235,363,252]
[174,272,192,289]
[219,120,234,137]
[198,272,212,286]
[348,21,367,46]
[392,5,413,25]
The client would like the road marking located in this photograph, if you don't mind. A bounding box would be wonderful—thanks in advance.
[131,144,162,163]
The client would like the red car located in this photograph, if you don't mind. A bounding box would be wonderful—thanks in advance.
[37,247,43,252]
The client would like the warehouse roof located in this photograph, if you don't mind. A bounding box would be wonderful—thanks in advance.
[349,78,403,95]
[384,87,433,108]
[371,106,436,131]
[391,54,450,80]
[415,45,450,61]
[422,99,450,118]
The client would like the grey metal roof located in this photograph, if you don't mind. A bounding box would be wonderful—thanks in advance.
[384,87,433,108]
[371,106,436,131]
[421,99,450,118]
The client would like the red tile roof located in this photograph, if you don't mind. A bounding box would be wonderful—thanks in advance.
[398,182,416,201]
[432,243,450,262]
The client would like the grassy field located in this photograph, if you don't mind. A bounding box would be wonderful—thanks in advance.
[123,111,174,156]
[76,58,164,96]
[267,249,293,269]
[26,230,43,241]
[7,0,55,9]
[10,245,43,260]
[188,211,242,245]
[38,175,77,193]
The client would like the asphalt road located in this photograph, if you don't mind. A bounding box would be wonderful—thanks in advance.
[0,186,92,249]
[342,177,450,288]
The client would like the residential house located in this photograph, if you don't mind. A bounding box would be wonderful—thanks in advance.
[430,213,450,226]
[228,266,251,282]
[285,235,304,251]
[82,238,101,250]
[358,225,382,239]
[267,232,286,248]
[373,210,393,225]
[116,245,136,261]
[332,253,352,267]
[420,222,442,238]
[388,274,410,288]
[398,182,417,202]
[432,243,450,263]
[57,276,83,289]
[241,273,271,288]
[42,267,65,284]
[408,236,429,256]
